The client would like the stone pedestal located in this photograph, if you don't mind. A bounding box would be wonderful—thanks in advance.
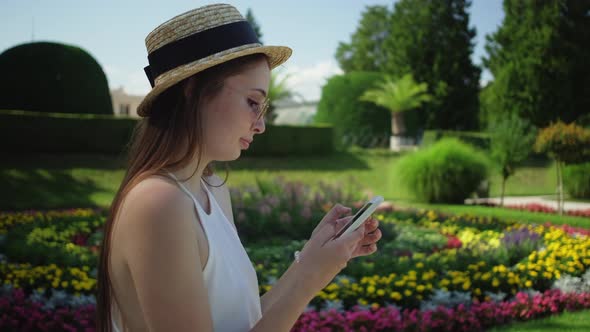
[390,136,418,152]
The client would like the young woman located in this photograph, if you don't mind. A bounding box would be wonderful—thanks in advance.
[96,4,382,332]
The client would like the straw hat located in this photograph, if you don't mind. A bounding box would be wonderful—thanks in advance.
[137,3,292,117]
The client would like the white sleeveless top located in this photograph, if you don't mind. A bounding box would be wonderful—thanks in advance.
[112,172,262,332]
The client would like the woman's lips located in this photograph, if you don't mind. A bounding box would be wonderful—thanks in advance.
[240,138,250,149]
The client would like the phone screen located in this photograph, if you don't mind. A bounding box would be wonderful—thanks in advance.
[333,202,373,238]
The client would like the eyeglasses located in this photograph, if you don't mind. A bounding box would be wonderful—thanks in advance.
[224,83,270,122]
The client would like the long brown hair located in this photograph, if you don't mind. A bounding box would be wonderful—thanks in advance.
[96,53,269,331]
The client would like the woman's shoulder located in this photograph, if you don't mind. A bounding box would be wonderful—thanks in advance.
[130,173,186,203]
[118,174,194,227]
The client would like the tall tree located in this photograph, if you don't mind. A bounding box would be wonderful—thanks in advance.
[335,5,390,72]
[488,113,537,206]
[245,8,263,44]
[483,0,590,127]
[384,0,481,130]
[335,0,481,131]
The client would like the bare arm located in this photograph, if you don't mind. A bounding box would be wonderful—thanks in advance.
[259,250,309,315]
[250,262,316,331]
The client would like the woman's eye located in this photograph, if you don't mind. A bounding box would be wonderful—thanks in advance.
[247,99,260,112]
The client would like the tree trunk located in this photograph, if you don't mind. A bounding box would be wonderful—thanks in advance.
[556,160,564,215]
[391,112,405,136]
[501,176,507,207]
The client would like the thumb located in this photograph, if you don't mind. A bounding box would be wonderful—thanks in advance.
[322,204,352,225]
[312,218,341,246]
[334,216,353,233]
[313,204,352,237]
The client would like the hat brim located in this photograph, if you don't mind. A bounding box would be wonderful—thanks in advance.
[136,44,292,117]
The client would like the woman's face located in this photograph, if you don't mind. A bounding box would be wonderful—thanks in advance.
[200,58,270,161]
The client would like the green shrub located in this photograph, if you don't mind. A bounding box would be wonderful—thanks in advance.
[314,71,392,149]
[395,138,491,203]
[421,130,491,150]
[564,162,590,199]
[0,42,112,115]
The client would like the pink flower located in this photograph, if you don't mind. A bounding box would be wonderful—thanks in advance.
[300,205,312,220]
[257,204,272,216]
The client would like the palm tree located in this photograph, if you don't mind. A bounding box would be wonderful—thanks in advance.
[266,70,301,123]
[359,73,431,145]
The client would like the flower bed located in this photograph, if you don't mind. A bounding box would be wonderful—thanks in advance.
[1,180,590,330]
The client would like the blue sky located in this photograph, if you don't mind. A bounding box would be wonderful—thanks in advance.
[1,0,503,101]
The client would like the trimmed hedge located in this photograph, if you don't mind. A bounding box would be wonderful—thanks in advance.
[243,124,333,157]
[0,110,333,156]
[564,162,590,199]
[1,110,134,155]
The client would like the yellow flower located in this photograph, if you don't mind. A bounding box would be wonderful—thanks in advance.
[462,280,471,290]
[492,278,500,287]
[525,280,533,288]
[390,292,402,301]
[404,289,412,297]
[326,283,339,292]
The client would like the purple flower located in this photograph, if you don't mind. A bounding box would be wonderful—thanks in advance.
[502,227,541,247]
[279,212,292,224]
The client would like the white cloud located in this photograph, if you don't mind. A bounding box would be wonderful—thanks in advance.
[279,59,343,102]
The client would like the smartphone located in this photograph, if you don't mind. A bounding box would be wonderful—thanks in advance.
[332,196,384,240]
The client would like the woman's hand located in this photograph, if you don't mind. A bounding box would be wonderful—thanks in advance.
[344,215,381,259]
[296,204,382,293]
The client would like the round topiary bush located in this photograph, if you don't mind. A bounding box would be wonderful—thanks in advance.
[564,163,590,199]
[395,138,491,203]
[0,41,112,115]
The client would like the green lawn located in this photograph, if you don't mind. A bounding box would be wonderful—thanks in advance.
[0,148,562,210]
[489,310,590,332]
